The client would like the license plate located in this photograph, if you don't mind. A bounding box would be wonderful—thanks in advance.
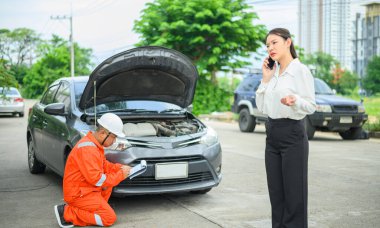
[155,162,188,180]
[340,116,352,123]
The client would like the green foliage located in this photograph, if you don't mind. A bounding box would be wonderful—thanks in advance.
[303,51,338,85]
[217,74,241,93]
[338,70,359,95]
[303,51,359,95]
[192,77,232,115]
[0,28,40,66]
[0,28,41,87]
[362,56,380,95]
[0,63,18,88]
[23,35,93,98]
[295,45,305,61]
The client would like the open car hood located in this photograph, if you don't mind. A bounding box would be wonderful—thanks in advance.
[79,46,198,110]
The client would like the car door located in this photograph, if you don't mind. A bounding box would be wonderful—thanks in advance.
[41,81,72,173]
[31,84,60,164]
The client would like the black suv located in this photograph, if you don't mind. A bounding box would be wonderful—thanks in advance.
[231,73,368,140]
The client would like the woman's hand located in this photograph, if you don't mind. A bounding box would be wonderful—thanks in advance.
[262,57,276,83]
[281,95,296,106]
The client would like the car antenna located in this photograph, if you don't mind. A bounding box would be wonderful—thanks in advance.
[94,80,97,126]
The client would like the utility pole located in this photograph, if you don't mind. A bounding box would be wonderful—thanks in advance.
[50,8,74,77]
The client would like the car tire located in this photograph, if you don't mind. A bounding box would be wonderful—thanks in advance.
[190,188,212,194]
[239,108,256,132]
[28,138,46,174]
[19,112,24,117]
[305,117,315,140]
[339,127,363,140]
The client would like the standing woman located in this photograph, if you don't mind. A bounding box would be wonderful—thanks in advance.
[256,28,316,228]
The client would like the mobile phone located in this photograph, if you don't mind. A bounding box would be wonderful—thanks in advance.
[267,57,275,70]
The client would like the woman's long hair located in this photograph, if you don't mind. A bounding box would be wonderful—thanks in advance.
[265,28,298,59]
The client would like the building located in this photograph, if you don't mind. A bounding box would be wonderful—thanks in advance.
[352,2,380,78]
[298,0,352,69]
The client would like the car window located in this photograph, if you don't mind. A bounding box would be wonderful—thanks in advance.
[73,81,181,113]
[0,87,20,96]
[55,82,71,112]
[40,85,59,105]
[74,81,86,107]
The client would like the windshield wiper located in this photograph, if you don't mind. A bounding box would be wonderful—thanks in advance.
[97,109,158,114]
[160,108,185,113]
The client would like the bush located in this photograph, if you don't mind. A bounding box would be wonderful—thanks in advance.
[192,77,232,115]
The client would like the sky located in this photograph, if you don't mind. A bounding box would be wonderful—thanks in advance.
[0,0,372,69]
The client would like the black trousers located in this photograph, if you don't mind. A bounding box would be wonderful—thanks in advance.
[265,118,308,228]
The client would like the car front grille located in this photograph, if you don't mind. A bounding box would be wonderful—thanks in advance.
[332,105,357,113]
[133,155,204,165]
[120,171,214,187]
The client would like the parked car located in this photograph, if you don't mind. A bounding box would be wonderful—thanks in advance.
[0,87,25,117]
[27,46,222,195]
[232,73,368,140]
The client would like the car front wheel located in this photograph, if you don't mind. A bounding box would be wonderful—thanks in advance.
[339,127,363,140]
[28,138,46,174]
[239,108,256,132]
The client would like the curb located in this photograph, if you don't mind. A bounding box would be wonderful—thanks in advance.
[369,131,380,139]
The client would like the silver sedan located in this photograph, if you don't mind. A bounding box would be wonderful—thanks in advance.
[0,87,25,117]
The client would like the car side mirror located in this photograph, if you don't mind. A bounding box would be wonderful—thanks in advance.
[44,103,68,116]
[332,89,337,95]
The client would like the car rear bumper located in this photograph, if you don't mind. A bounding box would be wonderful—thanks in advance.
[0,103,25,113]
[309,112,368,131]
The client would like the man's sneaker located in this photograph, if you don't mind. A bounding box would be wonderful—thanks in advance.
[54,204,74,228]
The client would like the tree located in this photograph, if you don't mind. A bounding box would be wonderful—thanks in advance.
[330,64,358,95]
[23,35,93,98]
[0,28,41,85]
[295,45,305,62]
[134,0,266,82]
[303,51,338,85]
[0,28,40,66]
[363,56,380,95]
[0,62,18,88]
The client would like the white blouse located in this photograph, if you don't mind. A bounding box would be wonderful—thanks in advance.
[255,58,316,120]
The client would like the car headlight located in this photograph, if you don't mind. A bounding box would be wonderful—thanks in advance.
[200,127,218,146]
[316,104,332,113]
[358,105,365,113]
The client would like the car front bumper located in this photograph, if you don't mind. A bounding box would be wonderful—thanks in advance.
[106,142,222,195]
[309,112,368,131]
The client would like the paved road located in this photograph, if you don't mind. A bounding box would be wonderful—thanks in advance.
[0,100,379,228]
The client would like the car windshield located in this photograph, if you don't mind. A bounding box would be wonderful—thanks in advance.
[74,82,183,113]
[0,87,20,96]
[314,78,334,95]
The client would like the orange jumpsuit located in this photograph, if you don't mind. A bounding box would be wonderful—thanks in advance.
[63,132,125,227]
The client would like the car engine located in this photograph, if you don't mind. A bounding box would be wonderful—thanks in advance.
[123,120,201,137]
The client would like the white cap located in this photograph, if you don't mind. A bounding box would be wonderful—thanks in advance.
[97,113,125,137]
